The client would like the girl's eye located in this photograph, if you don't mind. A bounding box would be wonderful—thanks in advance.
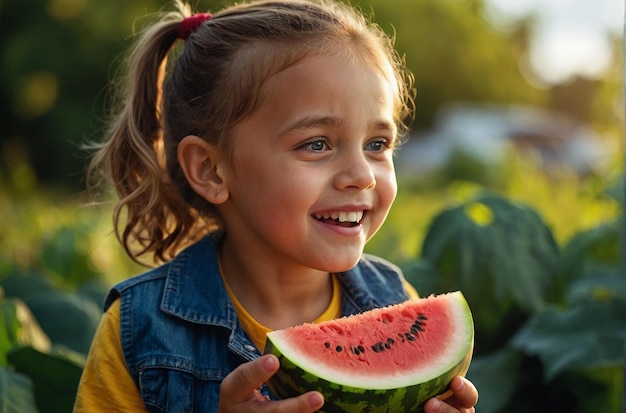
[365,139,390,152]
[302,138,329,152]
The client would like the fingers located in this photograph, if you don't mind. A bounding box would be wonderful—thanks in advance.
[424,398,474,413]
[221,354,279,403]
[424,398,475,413]
[269,391,325,412]
[450,376,478,407]
[424,376,478,413]
[219,354,324,412]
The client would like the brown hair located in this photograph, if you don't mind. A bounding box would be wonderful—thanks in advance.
[88,0,415,266]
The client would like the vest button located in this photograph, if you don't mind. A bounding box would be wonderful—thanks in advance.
[243,344,256,352]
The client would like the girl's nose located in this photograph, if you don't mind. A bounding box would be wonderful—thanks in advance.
[332,151,376,190]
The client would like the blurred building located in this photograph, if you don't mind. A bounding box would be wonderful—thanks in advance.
[395,102,608,178]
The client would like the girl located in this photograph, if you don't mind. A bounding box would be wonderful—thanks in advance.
[75,0,478,412]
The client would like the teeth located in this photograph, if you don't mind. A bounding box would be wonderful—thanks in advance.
[315,211,364,223]
[338,212,352,222]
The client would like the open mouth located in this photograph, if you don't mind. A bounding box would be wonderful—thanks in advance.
[313,211,365,227]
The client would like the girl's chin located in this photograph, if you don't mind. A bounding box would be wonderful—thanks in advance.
[314,254,363,273]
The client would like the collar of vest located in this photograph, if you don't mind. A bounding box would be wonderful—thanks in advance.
[160,234,238,329]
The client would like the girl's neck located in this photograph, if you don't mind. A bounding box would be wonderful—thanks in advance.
[218,239,333,330]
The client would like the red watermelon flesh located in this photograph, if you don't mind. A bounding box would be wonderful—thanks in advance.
[264,291,474,412]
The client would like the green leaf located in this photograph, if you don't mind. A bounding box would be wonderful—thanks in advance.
[512,297,626,380]
[77,278,109,309]
[40,227,93,287]
[602,175,624,205]
[23,291,101,354]
[560,220,620,283]
[420,194,559,352]
[466,347,522,413]
[0,269,56,300]
[0,366,39,413]
[8,346,85,413]
[565,268,626,304]
[400,258,442,296]
[0,301,20,365]
[0,298,50,365]
[421,194,559,313]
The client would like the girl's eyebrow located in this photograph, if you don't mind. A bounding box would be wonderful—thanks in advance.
[278,116,343,136]
[278,116,395,136]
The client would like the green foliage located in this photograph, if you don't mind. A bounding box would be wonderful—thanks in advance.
[560,221,621,283]
[512,297,626,380]
[0,192,134,412]
[8,346,85,413]
[0,299,51,364]
[0,367,39,413]
[20,291,101,355]
[0,294,89,413]
[418,194,560,353]
[422,194,559,312]
[463,348,521,413]
[0,341,85,413]
[404,189,624,412]
[365,0,544,128]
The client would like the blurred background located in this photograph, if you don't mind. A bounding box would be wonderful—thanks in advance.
[0,0,624,412]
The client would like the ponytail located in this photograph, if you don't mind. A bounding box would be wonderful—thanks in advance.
[88,2,214,266]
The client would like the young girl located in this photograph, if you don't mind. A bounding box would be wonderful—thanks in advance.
[75,0,478,411]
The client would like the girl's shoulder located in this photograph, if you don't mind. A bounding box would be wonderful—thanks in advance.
[103,263,172,312]
[103,234,221,312]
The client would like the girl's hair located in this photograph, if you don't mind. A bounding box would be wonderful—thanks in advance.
[88,0,415,266]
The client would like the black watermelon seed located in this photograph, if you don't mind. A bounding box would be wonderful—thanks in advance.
[418,314,428,320]
[406,333,416,341]
[415,324,425,332]
[358,345,365,353]
[371,345,380,352]
[387,338,395,344]
[384,342,391,349]
[352,347,361,355]
[410,327,418,334]
[335,345,343,352]
[324,342,331,349]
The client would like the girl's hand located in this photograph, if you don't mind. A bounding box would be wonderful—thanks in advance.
[219,354,324,412]
[424,376,478,413]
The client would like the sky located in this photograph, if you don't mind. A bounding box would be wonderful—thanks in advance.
[483,0,623,84]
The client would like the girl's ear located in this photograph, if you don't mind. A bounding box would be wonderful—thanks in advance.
[177,135,229,204]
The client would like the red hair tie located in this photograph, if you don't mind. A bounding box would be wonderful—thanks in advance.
[179,12,212,40]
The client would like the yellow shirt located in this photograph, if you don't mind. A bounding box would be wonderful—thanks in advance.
[73,278,419,412]
[73,298,147,413]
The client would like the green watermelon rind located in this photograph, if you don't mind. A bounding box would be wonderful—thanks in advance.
[264,292,474,413]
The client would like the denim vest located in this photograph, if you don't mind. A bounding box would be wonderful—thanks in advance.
[104,234,409,413]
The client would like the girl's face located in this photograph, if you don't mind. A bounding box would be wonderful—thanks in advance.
[218,52,398,273]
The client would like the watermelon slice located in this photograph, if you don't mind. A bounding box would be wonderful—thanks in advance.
[264,291,474,412]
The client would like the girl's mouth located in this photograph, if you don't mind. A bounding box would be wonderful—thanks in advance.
[312,211,365,227]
